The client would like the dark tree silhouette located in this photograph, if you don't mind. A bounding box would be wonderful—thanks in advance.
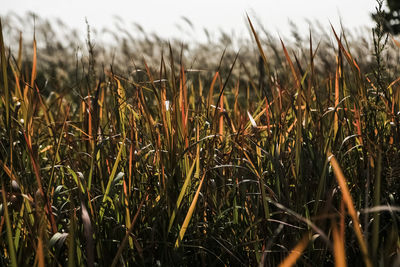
[373,0,400,34]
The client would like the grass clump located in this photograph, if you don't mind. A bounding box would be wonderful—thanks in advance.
[0,7,400,267]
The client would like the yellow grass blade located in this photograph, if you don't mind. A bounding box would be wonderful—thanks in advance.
[115,77,127,133]
[175,171,206,248]
[31,36,37,89]
[168,160,196,233]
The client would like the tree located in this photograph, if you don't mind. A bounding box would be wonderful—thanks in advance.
[372,0,400,35]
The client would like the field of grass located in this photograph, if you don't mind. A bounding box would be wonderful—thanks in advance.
[0,6,399,267]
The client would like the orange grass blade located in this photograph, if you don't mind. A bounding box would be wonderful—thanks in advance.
[329,153,372,267]
[392,36,400,49]
[330,26,361,76]
[37,235,45,267]
[280,39,301,90]
[23,129,57,233]
[278,232,310,267]
[332,222,347,267]
[0,159,18,181]
[207,71,219,114]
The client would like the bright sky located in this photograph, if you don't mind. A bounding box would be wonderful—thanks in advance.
[2,0,379,42]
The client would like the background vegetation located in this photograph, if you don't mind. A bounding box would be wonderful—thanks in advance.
[0,1,399,266]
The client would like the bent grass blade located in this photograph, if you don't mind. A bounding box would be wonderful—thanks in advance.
[329,153,372,267]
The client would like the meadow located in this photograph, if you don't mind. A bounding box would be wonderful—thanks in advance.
[0,5,399,267]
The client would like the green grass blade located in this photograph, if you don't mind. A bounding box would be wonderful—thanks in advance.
[99,137,125,221]
[2,182,17,267]
[372,149,382,261]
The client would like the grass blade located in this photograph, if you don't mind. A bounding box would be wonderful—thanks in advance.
[175,172,206,248]
[111,194,147,267]
[246,14,270,79]
[99,137,126,221]
[0,19,9,129]
[1,182,17,267]
[281,39,302,179]
[372,149,382,261]
[329,153,372,267]
[278,232,310,267]
[332,221,347,267]
[168,159,196,233]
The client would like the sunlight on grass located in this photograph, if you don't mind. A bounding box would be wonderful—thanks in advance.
[0,2,399,265]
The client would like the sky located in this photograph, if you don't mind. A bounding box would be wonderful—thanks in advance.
[1,0,379,43]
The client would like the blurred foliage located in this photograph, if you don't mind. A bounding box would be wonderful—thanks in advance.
[372,0,400,34]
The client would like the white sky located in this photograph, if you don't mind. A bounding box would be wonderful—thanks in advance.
[1,0,379,42]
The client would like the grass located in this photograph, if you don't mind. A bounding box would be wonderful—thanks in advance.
[0,5,400,266]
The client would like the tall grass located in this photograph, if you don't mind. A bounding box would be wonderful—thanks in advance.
[0,8,400,266]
